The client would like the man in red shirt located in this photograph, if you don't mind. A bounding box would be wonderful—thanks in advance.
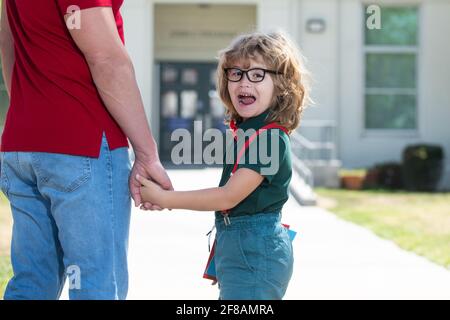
[0,0,172,299]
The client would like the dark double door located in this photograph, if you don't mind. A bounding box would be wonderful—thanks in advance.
[159,62,227,163]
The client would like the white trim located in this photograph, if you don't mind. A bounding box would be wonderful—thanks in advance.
[336,0,343,161]
[365,88,416,95]
[361,0,422,7]
[153,63,161,148]
[361,129,420,139]
[416,1,424,144]
[364,46,418,53]
[360,1,368,138]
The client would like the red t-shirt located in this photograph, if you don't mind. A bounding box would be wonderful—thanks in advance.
[1,0,128,157]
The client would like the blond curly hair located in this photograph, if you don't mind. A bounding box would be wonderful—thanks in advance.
[217,31,311,134]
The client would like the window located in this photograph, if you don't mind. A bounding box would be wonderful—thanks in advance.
[181,68,198,86]
[162,65,178,84]
[180,90,198,118]
[364,6,418,130]
[161,91,178,118]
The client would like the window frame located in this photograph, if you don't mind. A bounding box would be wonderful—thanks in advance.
[362,3,421,137]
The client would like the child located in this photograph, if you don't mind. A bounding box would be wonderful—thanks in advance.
[137,31,310,300]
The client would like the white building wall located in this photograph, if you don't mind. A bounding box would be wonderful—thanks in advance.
[121,0,301,148]
[420,0,450,189]
[258,0,296,34]
[296,0,340,124]
[121,0,157,141]
[339,0,450,189]
[121,0,450,189]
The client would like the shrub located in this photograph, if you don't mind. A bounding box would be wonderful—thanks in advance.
[402,144,444,191]
[364,162,403,190]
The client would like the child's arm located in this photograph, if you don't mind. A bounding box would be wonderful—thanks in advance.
[136,169,264,212]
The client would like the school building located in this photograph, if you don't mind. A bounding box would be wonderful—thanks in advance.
[115,0,450,191]
[1,0,449,192]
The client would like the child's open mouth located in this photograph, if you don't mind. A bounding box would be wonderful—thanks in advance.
[238,94,256,106]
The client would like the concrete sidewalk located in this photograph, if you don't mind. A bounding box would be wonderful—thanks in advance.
[126,168,450,300]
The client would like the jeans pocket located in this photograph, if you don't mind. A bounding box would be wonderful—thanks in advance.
[238,228,265,274]
[215,229,256,276]
[0,153,10,197]
[263,226,294,288]
[33,153,92,193]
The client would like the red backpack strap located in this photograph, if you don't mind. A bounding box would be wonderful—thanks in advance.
[231,123,289,174]
[221,123,288,217]
[261,123,289,135]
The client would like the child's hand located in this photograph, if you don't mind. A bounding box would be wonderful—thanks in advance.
[136,174,166,210]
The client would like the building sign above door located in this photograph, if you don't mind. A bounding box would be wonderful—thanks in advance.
[155,4,257,61]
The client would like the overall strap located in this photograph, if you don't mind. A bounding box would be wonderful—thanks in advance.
[231,123,289,174]
[221,123,288,221]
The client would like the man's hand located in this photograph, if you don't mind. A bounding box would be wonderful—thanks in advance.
[130,154,173,210]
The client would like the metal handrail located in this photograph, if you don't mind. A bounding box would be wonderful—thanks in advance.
[289,121,340,196]
[291,153,314,188]
[293,118,339,161]
[291,131,338,163]
[291,133,335,151]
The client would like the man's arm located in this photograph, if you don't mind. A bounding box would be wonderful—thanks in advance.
[0,1,15,97]
[65,7,173,207]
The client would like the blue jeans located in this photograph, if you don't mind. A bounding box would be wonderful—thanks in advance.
[0,134,131,300]
[214,213,294,300]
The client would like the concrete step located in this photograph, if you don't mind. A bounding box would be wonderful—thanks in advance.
[290,170,317,206]
[305,160,342,188]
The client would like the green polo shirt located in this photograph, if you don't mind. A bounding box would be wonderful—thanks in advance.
[215,110,292,218]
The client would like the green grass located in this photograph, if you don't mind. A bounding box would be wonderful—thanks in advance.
[0,255,12,298]
[316,188,450,269]
[0,192,12,299]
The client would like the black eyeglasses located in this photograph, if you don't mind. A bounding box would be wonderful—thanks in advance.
[224,68,282,83]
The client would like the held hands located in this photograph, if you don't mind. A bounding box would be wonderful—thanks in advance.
[135,174,167,210]
[129,153,173,211]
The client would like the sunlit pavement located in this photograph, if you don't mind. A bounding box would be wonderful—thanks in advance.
[127,168,450,300]
[61,168,450,300]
